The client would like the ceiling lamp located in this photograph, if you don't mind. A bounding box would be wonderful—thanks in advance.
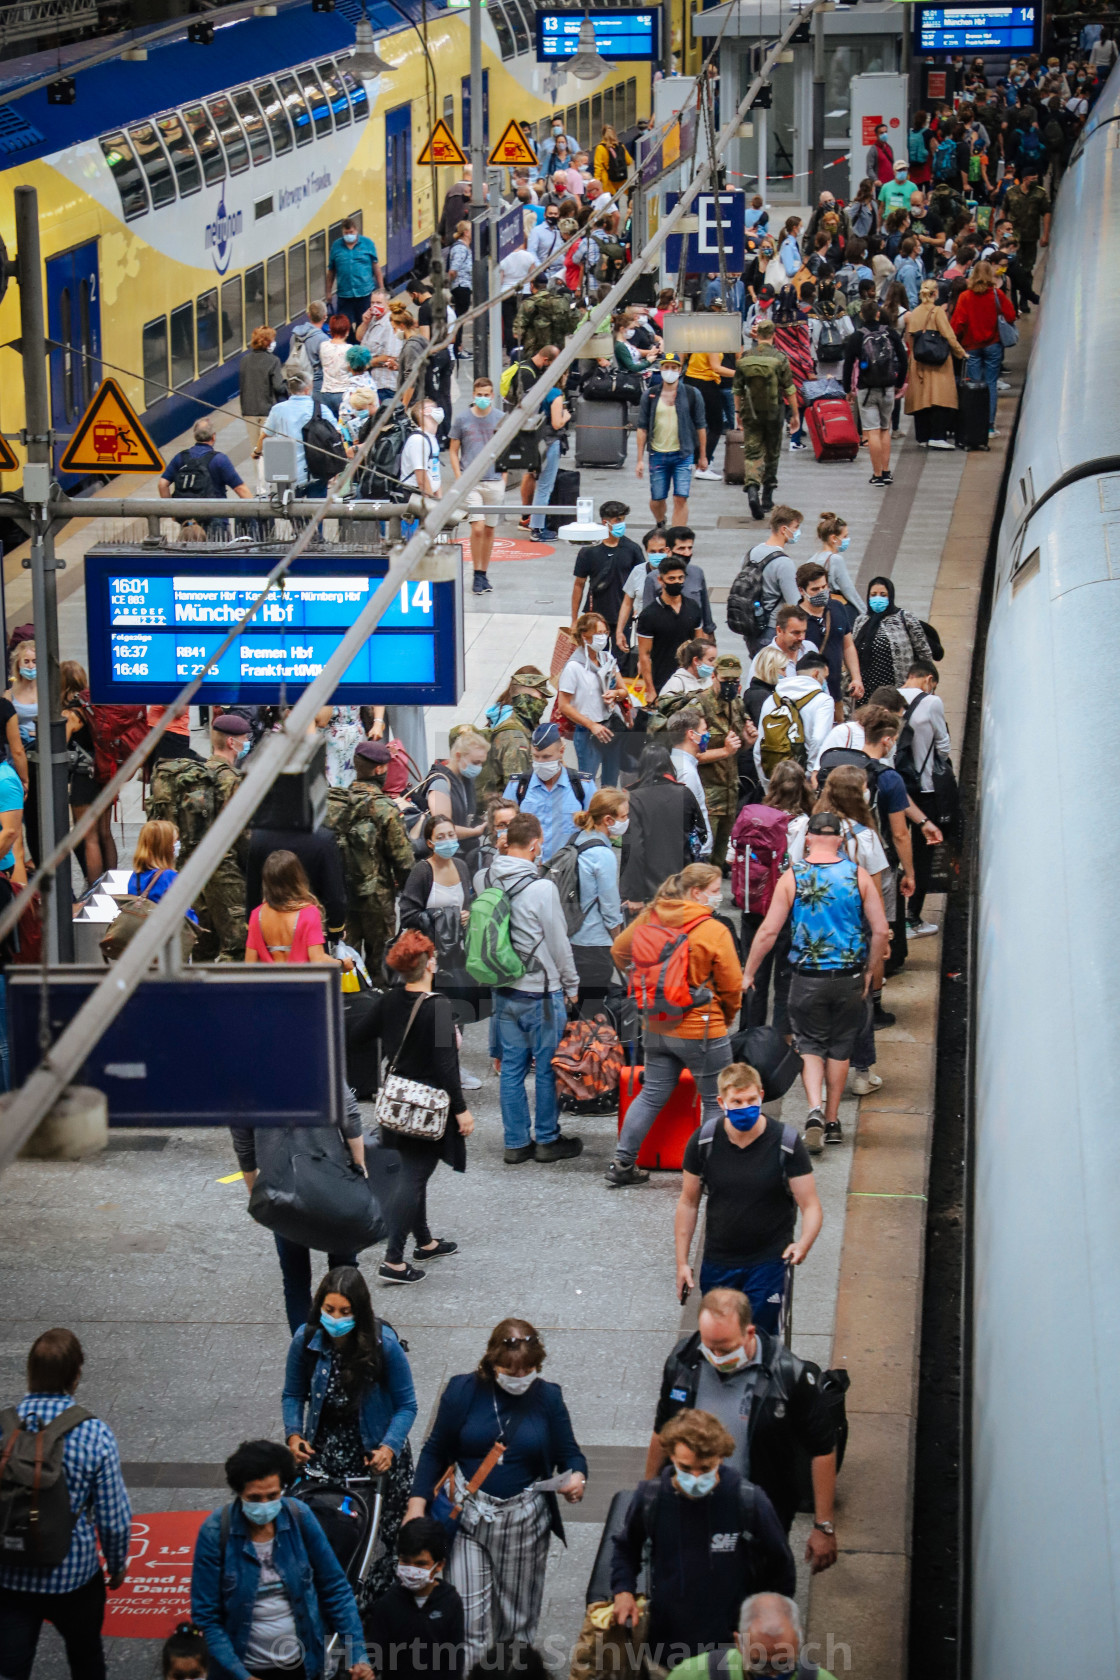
[350,6,396,77]
[663,312,744,354]
[563,14,612,81]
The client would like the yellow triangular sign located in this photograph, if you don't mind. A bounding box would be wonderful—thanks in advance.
[418,118,468,168]
[489,119,537,168]
[0,435,18,472]
[57,377,164,476]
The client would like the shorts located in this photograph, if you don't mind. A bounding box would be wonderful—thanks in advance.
[788,969,869,1061]
[467,480,504,527]
[857,385,895,430]
[648,449,695,502]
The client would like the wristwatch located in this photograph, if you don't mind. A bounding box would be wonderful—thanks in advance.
[813,1520,835,1535]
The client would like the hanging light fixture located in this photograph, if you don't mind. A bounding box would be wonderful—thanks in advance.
[350,4,396,78]
[563,14,612,81]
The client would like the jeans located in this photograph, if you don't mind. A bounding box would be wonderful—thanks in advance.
[319,390,344,417]
[720,387,737,431]
[698,1258,789,1337]
[384,1144,440,1264]
[494,988,566,1146]
[573,723,622,787]
[615,1030,732,1165]
[647,449,695,503]
[337,292,371,335]
[530,438,562,531]
[0,1569,107,1680]
[966,341,1002,426]
[273,1236,360,1335]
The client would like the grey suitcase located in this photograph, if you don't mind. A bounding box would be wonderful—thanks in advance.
[574,396,628,469]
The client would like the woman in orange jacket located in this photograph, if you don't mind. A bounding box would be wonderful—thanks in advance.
[604,863,742,1187]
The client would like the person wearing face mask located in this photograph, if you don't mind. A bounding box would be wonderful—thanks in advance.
[568,789,628,1008]
[527,206,568,281]
[659,636,719,700]
[282,1267,418,1597]
[865,122,895,185]
[479,668,552,798]
[636,557,705,701]
[570,500,645,652]
[611,1409,793,1663]
[795,563,862,719]
[405,1319,587,1664]
[614,526,670,664]
[124,821,199,931]
[190,1438,372,1680]
[635,527,716,634]
[502,722,592,863]
[540,120,579,178]
[849,575,935,693]
[165,712,252,962]
[399,401,443,508]
[727,506,805,657]
[318,739,414,977]
[363,1518,465,1680]
[635,354,709,527]
[557,611,629,787]
[327,217,384,334]
[422,728,490,872]
[451,378,506,594]
[808,513,864,613]
[399,817,477,1017]
[665,706,715,858]
[475,797,519,875]
[359,291,402,398]
[694,655,756,870]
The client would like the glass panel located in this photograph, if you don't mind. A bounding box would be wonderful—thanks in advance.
[233,87,271,166]
[592,93,602,139]
[128,121,176,209]
[276,72,313,146]
[329,216,345,251]
[626,78,637,131]
[245,263,266,336]
[142,317,168,408]
[443,93,455,132]
[824,46,858,141]
[170,301,194,387]
[317,59,350,127]
[206,94,250,175]
[221,276,242,359]
[196,288,219,374]
[566,105,578,142]
[603,87,614,131]
[59,286,74,423]
[766,58,796,181]
[506,0,528,52]
[78,279,93,407]
[255,80,293,155]
[183,104,225,186]
[267,250,286,324]
[288,242,308,317]
[461,77,471,149]
[351,208,363,234]
[578,101,590,150]
[100,131,149,219]
[490,4,515,60]
[334,60,368,123]
[308,230,327,304]
[298,68,332,139]
[157,112,201,197]
[513,0,536,50]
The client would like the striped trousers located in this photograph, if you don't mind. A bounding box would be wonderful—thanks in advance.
[447,1490,553,1666]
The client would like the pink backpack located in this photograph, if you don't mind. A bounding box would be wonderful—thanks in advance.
[730,805,790,915]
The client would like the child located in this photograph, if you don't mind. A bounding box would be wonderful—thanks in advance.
[364,1517,465,1680]
[162,1621,208,1680]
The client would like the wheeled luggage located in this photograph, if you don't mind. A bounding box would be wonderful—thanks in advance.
[546,467,581,532]
[574,397,628,469]
[956,378,990,449]
[722,428,745,485]
[617,1065,701,1169]
[805,397,860,462]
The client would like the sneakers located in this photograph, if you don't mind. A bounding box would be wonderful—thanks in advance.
[997,379,1011,392]
[788,439,807,451]
[824,1119,843,1146]
[459,1069,483,1090]
[747,486,764,520]
[604,1158,651,1187]
[535,1133,583,1162]
[879,469,894,484]
[928,438,955,450]
[869,474,887,487]
[804,1108,825,1155]
[413,1238,458,1261]
[517,516,531,530]
[529,530,546,543]
[907,920,938,938]
[693,467,722,481]
[872,1000,896,1028]
[471,571,493,594]
[850,1068,883,1096]
[504,1143,536,1164]
[379,1261,425,1284]
[988,427,1000,438]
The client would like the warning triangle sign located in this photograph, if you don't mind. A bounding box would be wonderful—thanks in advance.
[0,435,18,472]
[489,119,537,168]
[57,378,164,476]
[417,118,468,168]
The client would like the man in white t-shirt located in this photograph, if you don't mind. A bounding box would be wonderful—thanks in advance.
[665,705,714,857]
[399,401,442,500]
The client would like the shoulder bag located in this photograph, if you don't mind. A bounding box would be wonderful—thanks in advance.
[100,871,197,965]
[912,328,950,366]
[430,1389,537,1546]
[373,994,450,1141]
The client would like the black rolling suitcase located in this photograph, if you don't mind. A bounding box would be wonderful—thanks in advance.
[574,396,628,469]
[546,467,581,532]
[956,379,990,450]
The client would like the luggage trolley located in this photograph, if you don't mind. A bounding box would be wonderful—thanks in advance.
[291,1466,385,1661]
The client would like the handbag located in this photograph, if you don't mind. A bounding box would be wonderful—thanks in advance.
[912,329,950,366]
[430,1394,536,1546]
[100,870,197,965]
[248,1125,386,1251]
[998,313,1019,348]
[373,994,450,1141]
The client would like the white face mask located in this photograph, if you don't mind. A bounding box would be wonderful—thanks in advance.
[609,817,629,836]
[700,1341,750,1373]
[397,1562,436,1590]
[590,633,609,652]
[495,1371,538,1395]
[533,758,563,781]
[660,369,680,385]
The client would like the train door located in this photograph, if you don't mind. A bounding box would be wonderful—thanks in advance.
[46,241,102,483]
[385,103,413,283]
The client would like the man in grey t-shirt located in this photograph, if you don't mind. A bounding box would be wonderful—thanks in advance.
[450,375,506,594]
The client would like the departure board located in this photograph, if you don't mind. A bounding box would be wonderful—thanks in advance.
[913,5,1038,52]
[85,549,464,706]
[536,10,660,61]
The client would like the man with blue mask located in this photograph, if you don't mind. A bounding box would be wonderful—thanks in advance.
[611,1407,794,1663]
[502,722,592,862]
[727,504,806,660]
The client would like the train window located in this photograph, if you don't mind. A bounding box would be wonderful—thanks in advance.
[591,93,602,138]
[309,230,327,303]
[254,80,293,156]
[99,131,149,220]
[128,123,176,210]
[221,275,242,359]
[566,106,578,143]
[505,0,529,56]
[602,87,613,131]
[267,251,286,323]
[232,88,272,167]
[182,105,225,187]
[288,242,308,317]
[275,73,313,147]
[245,263,266,336]
[298,68,333,140]
[78,280,93,408]
[625,78,637,131]
[578,101,590,150]
[156,112,201,198]
[206,95,250,175]
[334,60,368,123]
[196,288,220,374]
[350,209,363,234]
[328,218,344,251]
[316,60,350,128]
[489,2,516,59]
[170,301,194,387]
[443,94,455,132]
[512,0,536,51]
[142,317,168,408]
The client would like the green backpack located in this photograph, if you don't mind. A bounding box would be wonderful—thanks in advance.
[736,353,782,422]
[759,691,813,778]
[464,868,538,986]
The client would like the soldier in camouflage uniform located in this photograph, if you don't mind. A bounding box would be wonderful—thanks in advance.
[146,713,250,961]
[478,666,552,798]
[1004,167,1051,304]
[324,738,414,975]
[696,655,753,870]
[513,278,578,357]
[733,320,798,523]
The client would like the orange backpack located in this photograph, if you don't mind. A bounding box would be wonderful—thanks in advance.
[627,915,714,1030]
[550,1015,624,1103]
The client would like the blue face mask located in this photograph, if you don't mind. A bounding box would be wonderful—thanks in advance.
[321,1312,355,1338]
[610,522,626,537]
[696,730,711,753]
[242,1496,283,1525]
[433,838,460,858]
[674,1467,719,1498]
[697,663,714,679]
[475,395,492,412]
[788,528,801,544]
[236,742,251,763]
[460,761,483,779]
[838,535,851,552]
[725,1103,762,1131]
[869,596,889,614]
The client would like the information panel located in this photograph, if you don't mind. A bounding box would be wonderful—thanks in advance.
[85,548,464,706]
[536,9,660,62]
[913,5,1038,52]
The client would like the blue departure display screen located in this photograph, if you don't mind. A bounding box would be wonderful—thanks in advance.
[536,10,660,62]
[85,553,464,706]
[914,6,1038,52]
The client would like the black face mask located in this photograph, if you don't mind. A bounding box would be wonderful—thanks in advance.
[662,581,684,597]
[719,678,740,702]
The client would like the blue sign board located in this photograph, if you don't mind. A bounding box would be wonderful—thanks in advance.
[497,204,526,262]
[664,191,746,276]
[913,5,1038,52]
[536,9,661,62]
[84,546,464,707]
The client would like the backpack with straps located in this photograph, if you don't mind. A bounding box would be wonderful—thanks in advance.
[858,325,897,389]
[172,446,217,499]
[541,832,610,939]
[606,141,629,183]
[694,1115,799,1203]
[145,758,224,858]
[726,545,781,643]
[356,409,415,504]
[730,804,791,915]
[908,128,930,165]
[627,914,714,1030]
[759,691,813,778]
[933,136,959,181]
[88,703,149,785]
[735,353,782,422]
[513,768,588,806]
[815,317,846,364]
[0,1404,94,1569]
[302,399,349,482]
[892,692,929,795]
[464,865,539,986]
[323,785,400,898]
[817,744,882,800]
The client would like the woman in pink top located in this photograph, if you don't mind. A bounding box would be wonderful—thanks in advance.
[245,850,338,965]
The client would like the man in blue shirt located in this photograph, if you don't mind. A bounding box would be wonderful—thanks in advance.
[502,722,591,860]
[327,217,383,333]
[158,418,253,532]
[262,371,345,496]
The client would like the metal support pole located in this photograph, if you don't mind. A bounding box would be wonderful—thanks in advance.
[811,6,826,210]
[14,185,72,964]
[758,103,768,202]
[469,0,489,376]
[487,175,503,393]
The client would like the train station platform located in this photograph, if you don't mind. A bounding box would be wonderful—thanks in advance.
[0,336,1022,1676]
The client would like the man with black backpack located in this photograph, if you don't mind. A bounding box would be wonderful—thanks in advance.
[840,300,907,488]
[0,1328,131,1678]
[897,660,953,938]
[158,418,253,532]
[262,370,348,496]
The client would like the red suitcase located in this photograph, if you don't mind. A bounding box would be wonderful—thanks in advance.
[806,397,859,462]
[618,1065,702,1169]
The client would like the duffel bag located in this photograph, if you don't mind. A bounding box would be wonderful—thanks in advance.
[248,1124,386,1251]
[729,1022,803,1101]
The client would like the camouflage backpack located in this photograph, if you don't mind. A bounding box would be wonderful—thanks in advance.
[146,759,222,859]
[324,785,394,899]
[736,352,783,422]
[644,690,701,733]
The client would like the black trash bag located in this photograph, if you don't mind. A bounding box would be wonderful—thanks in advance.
[248,1125,385,1252]
[729,1023,802,1102]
